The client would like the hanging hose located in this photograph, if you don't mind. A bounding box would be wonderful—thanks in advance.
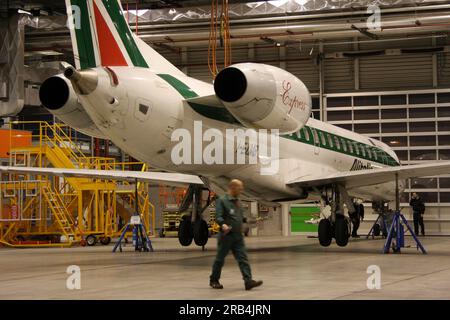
[208,0,232,78]
[208,0,218,77]
[222,0,232,67]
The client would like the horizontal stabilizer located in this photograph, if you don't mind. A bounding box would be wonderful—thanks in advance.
[184,94,225,108]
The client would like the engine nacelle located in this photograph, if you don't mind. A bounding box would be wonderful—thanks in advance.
[214,63,312,134]
[39,75,106,139]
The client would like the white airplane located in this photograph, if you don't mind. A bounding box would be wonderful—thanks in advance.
[2,0,450,247]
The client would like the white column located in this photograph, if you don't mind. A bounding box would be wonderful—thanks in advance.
[281,203,291,236]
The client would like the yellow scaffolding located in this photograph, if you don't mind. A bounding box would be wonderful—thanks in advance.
[0,121,155,247]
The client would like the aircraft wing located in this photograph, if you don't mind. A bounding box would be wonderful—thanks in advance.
[0,166,203,186]
[287,161,450,189]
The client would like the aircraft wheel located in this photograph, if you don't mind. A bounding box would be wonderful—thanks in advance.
[335,218,350,247]
[193,219,209,247]
[86,235,97,246]
[100,237,111,245]
[178,216,193,246]
[373,224,381,236]
[318,219,333,247]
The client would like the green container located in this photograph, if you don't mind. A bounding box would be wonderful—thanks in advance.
[290,206,321,233]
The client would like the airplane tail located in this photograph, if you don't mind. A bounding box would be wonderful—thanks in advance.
[66,0,183,75]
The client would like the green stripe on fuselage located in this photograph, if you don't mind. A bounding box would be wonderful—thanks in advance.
[157,73,399,167]
[157,74,198,98]
[70,0,97,69]
[188,103,242,125]
[283,127,399,166]
[102,0,148,68]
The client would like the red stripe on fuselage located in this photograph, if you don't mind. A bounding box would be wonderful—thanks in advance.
[93,1,128,66]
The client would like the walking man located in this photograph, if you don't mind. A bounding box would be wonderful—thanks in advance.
[409,192,425,236]
[210,179,263,290]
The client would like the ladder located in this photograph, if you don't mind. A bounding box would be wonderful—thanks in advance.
[42,185,79,244]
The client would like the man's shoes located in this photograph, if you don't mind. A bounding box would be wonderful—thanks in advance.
[352,234,360,238]
[245,280,263,291]
[210,280,223,289]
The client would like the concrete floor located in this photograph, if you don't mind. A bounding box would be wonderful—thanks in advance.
[0,235,449,299]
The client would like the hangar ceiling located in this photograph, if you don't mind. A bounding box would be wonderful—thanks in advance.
[17,1,450,58]
[16,1,450,87]
[1,0,449,105]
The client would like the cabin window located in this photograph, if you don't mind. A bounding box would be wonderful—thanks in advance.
[334,136,341,150]
[319,132,326,146]
[327,134,334,148]
[373,149,378,160]
[304,128,310,142]
[347,141,354,153]
[341,139,347,152]
[366,146,373,159]
[139,104,149,115]
[134,99,152,122]
[296,130,302,140]
[353,142,360,155]
[312,129,320,145]
[360,144,366,157]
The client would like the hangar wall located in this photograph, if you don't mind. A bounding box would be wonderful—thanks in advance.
[157,36,450,234]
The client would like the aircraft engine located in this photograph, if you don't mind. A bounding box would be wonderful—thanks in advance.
[214,63,312,134]
[39,75,106,138]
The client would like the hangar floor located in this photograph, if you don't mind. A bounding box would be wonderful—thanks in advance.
[0,235,449,300]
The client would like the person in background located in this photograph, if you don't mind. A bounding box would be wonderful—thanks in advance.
[410,192,425,236]
[350,199,365,238]
[209,179,263,291]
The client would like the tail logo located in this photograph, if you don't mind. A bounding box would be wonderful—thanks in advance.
[67,0,148,69]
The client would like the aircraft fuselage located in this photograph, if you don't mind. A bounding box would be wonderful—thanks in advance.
[74,66,403,203]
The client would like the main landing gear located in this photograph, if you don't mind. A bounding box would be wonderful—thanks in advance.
[177,184,213,248]
[318,185,353,247]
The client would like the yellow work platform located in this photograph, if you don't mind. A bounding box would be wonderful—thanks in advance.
[0,121,155,248]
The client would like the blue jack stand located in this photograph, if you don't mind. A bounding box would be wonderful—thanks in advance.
[113,215,153,252]
[383,173,426,254]
[112,178,153,253]
[382,210,426,254]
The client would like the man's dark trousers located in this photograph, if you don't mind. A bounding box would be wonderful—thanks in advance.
[210,231,252,282]
[413,211,425,236]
